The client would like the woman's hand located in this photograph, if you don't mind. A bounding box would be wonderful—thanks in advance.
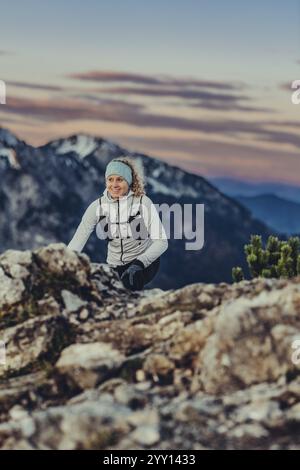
[121,260,144,290]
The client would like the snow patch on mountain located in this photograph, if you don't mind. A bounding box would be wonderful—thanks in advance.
[147,176,199,198]
[53,134,98,159]
[0,148,20,169]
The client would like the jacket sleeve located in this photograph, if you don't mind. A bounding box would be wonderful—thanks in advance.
[135,196,168,268]
[67,200,99,252]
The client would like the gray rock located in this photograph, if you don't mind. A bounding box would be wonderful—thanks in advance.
[131,425,160,446]
[55,342,125,389]
[61,290,87,313]
[0,314,73,379]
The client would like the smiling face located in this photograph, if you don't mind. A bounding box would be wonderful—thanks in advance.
[106,174,129,199]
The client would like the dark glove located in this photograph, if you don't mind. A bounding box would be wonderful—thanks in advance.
[121,260,144,290]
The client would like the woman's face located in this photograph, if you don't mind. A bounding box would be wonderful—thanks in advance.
[106,175,129,199]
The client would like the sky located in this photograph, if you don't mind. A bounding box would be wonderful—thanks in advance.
[0,0,300,185]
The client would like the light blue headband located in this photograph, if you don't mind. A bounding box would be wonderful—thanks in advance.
[105,160,132,186]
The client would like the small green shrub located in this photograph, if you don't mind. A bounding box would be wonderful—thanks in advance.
[232,235,300,282]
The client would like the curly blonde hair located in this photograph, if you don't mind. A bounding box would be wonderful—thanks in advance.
[109,156,146,197]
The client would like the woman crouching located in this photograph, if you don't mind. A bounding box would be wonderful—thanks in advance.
[68,157,168,291]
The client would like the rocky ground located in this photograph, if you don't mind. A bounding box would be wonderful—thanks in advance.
[0,243,300,450]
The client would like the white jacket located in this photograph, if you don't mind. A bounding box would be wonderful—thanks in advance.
[68,188,168,268]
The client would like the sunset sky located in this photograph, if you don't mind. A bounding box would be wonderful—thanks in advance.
[0,0,300,184]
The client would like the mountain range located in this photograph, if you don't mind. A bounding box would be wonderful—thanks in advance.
[235,194,300,235]
[209,177,300,204]
[0,127,274,289]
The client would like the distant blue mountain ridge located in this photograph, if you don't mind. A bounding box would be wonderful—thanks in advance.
[209,177,300,204]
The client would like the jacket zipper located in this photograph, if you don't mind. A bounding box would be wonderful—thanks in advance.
[118,199,124,263]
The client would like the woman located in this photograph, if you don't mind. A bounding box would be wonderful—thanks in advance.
[68,157,168,291]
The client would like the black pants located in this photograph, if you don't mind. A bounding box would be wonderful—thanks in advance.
[113,257,160,291]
